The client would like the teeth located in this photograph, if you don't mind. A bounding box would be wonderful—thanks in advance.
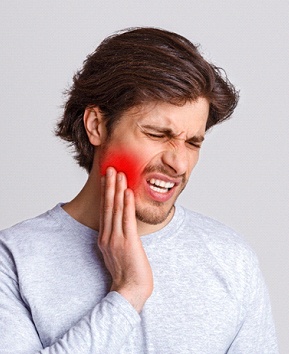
[149,178,175,189]
[150,185,168,194]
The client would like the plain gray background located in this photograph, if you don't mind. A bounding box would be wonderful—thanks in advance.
[1,1,288,352]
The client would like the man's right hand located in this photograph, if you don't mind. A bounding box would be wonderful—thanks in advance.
[98,167,153,313]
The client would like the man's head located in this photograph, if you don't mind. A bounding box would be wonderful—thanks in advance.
[56,27,239,173]
[92,99,210,226]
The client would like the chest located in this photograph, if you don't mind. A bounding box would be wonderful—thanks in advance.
[21,245,241,352]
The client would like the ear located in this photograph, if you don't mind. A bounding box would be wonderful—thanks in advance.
[83,107,107,146]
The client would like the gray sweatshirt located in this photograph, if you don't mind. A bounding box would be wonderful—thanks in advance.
[0,204,278,353]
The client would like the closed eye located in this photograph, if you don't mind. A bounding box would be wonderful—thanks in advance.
[187,141,202,149]
[137,123,204,148]
[145,132,167,139]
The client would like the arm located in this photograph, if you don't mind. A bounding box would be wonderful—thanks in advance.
[227,256,279,354]
[0,262,140,353]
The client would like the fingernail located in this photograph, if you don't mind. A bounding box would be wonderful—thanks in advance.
[106,167,113,177]
[117,173,122,181]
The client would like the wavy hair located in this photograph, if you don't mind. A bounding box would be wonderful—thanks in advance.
[56,27,239,172]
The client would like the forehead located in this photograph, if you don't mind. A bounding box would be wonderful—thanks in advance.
[124,99,209,133]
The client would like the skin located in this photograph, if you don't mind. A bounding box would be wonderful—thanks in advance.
[63,98,209,312]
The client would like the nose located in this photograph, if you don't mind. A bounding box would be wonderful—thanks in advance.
[161,138,190,176]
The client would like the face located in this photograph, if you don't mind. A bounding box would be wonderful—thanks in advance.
[99,98,209,229]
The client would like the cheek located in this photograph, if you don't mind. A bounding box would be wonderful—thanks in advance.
[100,150,143,190]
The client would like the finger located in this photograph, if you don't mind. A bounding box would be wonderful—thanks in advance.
[112,172,127,233]
[99,167,116,244]
[123,188,137,239]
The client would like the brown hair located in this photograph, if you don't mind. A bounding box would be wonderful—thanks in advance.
[56,27,239,173]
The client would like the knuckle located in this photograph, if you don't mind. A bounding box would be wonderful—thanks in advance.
[98,238,106,250]
[98,233,109,246]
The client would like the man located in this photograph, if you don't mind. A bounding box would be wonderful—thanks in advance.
[0,28,278,353]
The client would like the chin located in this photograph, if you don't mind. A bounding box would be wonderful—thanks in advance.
[135,204,175,225]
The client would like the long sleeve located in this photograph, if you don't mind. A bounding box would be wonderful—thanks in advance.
[0,240,140,354]
[0,277,140,353]
[40,292,140,353]
[227,256,279,353]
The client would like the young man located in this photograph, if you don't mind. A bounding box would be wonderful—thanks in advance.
[0,28,278,353]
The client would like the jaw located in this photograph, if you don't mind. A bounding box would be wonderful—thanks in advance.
[133,180,182,233]
[135,202,176,235]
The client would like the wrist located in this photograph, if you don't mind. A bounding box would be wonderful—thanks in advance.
[112,286,151,313]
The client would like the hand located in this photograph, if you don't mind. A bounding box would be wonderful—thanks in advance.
[98,167,153,313]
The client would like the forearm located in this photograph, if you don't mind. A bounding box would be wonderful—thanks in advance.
[0,292,140,354]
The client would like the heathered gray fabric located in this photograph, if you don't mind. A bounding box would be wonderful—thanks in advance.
[0,203,278,353]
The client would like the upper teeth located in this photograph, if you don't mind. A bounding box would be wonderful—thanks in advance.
[149,178,175,189]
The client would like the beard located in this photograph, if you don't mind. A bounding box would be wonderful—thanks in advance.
[135,203,175,225]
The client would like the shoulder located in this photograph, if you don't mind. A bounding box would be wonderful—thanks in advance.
[0,205,65,258]
[177,206,265,306]
[179,205,255,255]
[0,205,60,239]
[0,208,51,280]
[0,204,81,283]
[0,203,96,264]
[177,205,260,281]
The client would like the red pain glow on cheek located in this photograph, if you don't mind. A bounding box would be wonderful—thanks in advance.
[100,150,143,190]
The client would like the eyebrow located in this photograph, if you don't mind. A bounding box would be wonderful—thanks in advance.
[139,124,205,143]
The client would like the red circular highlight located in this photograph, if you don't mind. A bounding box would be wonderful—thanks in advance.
[100,150,142,190]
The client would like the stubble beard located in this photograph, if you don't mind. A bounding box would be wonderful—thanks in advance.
[135,202,175,225]
[134,179,187,225]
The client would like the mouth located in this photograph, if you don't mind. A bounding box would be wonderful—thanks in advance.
[147,178,175,194]
[142,170,184,203]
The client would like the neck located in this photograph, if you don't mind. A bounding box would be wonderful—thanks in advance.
[62,168,101,231]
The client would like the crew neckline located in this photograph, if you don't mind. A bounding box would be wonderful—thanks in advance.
[48,202,186,244]
[48,203,97,243]
[139,204,185,244]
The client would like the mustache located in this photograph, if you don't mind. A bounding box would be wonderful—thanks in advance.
[143,165,186,183]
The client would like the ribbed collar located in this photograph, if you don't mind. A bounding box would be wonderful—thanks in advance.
[48,202,186,244]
